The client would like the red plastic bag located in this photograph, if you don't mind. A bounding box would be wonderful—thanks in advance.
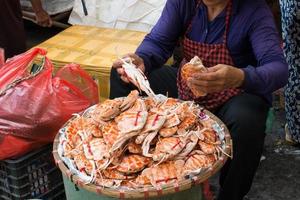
[0,48,98,160]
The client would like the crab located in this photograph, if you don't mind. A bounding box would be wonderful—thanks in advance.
[162,113,181,128]
[149,136,187,162]
[135,160,184,188]
[73,154,96,177]
[64,116,84,147]
[92,99,122,122]
[180,56,207,97]
[198,139,231,158]
[201,128,219,144]
[144,96,157,110]
[175,133,199,160]
[121,57,156,98]
[158,98,180,110]
[102,121,119,148]
[135,112,166,144]
[110,99,148,150]
[110,110,148,152]
[178,113,198,132]
[83,138,110,161]
[116,110,148,134]
[183,150,216,177]
[61,139,82,159]
[158,126,178,138]
[91,90,140,122]
[115,154,151,174]
[158,113,181,137]
[126,98,147,112]
[119,90,140,111]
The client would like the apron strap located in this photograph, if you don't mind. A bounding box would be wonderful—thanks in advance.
[184,0,202,35]
[223,0,233,44]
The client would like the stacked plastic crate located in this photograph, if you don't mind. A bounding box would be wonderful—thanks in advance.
[0,145,65,200]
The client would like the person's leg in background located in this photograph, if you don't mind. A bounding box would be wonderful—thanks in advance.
[110,65,178,99]
[279,0,300,144]
[0,0,26,59]
[216,93,269,200]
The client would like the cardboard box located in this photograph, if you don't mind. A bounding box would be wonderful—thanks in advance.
[34,25,147,101]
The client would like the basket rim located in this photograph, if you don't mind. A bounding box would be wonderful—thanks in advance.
[52,106,232,199]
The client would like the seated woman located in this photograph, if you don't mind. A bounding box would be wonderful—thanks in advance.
[110,0,288,199]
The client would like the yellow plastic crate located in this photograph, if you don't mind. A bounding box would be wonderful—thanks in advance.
[34,25,147,102]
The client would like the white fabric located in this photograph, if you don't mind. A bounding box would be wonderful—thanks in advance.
[68,0,167,32]
[20,0,74,15]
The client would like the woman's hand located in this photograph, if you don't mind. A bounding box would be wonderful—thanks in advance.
[187,64,245,94]
[112,53,145,83]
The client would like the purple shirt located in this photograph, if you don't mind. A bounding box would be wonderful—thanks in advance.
[136,0,288,104]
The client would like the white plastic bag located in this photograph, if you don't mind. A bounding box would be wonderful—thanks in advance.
[68,0,167,32]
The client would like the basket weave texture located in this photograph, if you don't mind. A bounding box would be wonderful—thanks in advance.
[53,107,232,199]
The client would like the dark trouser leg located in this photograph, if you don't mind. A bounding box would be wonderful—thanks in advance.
[109,66,178,99]
[0,0,26,58]
[216,93,269,200]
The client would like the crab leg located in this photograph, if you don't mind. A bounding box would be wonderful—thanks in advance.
[142,131,158,157]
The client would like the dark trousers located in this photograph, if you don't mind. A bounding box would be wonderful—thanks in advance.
[110,66,269,200]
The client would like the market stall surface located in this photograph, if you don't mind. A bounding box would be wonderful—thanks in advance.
[25,22,300,200]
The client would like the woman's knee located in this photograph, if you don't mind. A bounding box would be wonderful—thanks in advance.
[217,94,269,144]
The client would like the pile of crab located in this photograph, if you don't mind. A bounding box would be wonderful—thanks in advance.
[58,90,230,190]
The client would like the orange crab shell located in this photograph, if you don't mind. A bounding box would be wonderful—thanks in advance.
[198,141,217,154]
[153,137,186,161]
[178,114,198,131]
[181,62,207,97]
[102,121,120,148]
[184,151,216,173]
[116,154,151,174]
[73,154,94,175]
[159,126,178,137]
[137,160,184,187]
[202,129,218,144]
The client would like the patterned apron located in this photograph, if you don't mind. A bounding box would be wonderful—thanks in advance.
[177,0,241,110]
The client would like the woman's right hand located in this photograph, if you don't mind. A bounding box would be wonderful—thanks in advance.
[112,53,145,83]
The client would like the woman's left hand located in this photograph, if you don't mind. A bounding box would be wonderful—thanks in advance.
[187,64,245,94]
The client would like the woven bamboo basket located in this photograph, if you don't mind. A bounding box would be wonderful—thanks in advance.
[52,106,232,199]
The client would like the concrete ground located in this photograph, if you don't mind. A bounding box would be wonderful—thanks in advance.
[25,20,300,200]
[246,108,300,200]
[210,108,300,200]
